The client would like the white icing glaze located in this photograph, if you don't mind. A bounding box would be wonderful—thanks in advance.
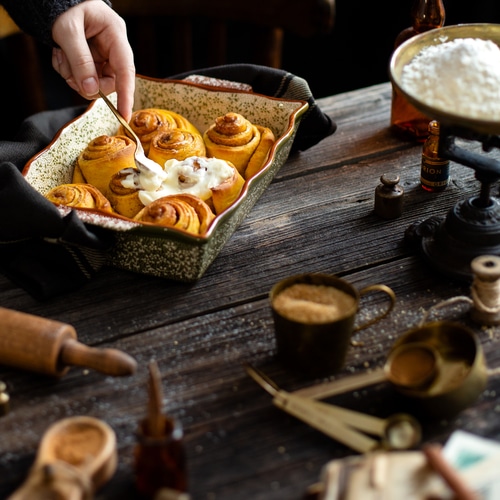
[127,156,234,206]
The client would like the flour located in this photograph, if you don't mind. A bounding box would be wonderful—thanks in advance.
[401,37,500,120]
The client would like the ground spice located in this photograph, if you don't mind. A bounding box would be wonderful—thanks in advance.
[272,283,356,324]
[389,345,437,388]
[52,425,106,466]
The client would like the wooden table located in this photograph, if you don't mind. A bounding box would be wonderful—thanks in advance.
[2,82,500,499]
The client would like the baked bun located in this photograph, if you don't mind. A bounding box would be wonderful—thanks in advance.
[120,108,201,155]
[75,135,136,195]
[133,193,215,235]
[45,183,113,213]
[203,112,275,179]
[107,168,145,218]
[148,128,206,166]
[140,156,244,215]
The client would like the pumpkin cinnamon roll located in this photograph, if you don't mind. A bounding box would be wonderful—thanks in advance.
[141,156,245,215]
[148,128,206,166]
[120,108,201,155]
[45,183,114,213]
[203,112,275,179]
[75,135,136,195]
[107,168,145,218]
[243,125,276,179]
[133,193,215,235]
[210,164,245,214]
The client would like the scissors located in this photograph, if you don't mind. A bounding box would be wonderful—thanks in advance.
[244,363,421,454]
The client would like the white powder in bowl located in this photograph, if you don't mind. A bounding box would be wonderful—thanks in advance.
[401,37,500,120]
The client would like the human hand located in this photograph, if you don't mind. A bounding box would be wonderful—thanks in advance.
[51,0,135,121]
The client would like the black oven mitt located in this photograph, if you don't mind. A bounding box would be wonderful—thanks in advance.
[0,64,336,300]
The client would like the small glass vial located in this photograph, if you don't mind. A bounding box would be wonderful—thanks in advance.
[0,381,9,416]
[374,174,404,219]
[420,120,450,192]
[390,0,446,142]
[134,416,188,499]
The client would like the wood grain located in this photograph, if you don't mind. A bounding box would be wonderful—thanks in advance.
[1,83,498,500]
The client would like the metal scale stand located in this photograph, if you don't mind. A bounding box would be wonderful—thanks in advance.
[406,126,500,281]
[389,24,500,282]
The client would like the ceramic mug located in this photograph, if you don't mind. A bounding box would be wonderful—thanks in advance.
[269,273,396,377]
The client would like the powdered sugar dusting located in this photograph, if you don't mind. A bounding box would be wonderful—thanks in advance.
[401,37,500,120]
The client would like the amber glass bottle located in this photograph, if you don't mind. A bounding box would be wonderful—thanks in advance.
[390,0,446,142]
[420,120,450,192]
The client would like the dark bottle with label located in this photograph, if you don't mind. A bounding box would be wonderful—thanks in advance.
[420,120,450,192]
[390,0,446,142]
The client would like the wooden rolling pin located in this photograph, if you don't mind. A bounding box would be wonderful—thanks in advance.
[0,307,137,377]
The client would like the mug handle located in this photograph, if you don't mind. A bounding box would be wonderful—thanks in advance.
[353,284,396,332]
[417,295,473,327]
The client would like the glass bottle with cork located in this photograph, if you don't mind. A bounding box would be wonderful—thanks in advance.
[420,120,450,192]
[390,0,446,142]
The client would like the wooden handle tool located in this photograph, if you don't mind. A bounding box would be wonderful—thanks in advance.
[147,360,166,437]
[0,307,137,377]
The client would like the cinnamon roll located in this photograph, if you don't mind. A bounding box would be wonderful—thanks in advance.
[133,193,215,235]
[76,135,136,195]
[120,108,201,155]
[148,128,206,166]
[243,125,276,179]
[45,183,114,213]
[106,168,145,218]
[210,164,245,214]
[140,156,245,215]
[203,112,260,176]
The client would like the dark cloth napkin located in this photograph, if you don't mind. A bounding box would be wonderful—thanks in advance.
[0,64,336,300]
[171,64,337,152]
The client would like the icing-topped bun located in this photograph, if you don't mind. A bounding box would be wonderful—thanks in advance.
[140,156,245,214]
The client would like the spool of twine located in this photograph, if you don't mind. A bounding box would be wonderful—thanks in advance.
[470,255,500,326]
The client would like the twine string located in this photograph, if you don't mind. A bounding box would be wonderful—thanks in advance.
[471,276,500,314]
[418,296,473,327]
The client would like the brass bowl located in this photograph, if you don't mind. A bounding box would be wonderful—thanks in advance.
[389,23,500,135]
[388,320,488,419]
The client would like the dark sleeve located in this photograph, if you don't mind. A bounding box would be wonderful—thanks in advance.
[1,0,112,46]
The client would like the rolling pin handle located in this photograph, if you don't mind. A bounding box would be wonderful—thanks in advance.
[59,339,137,376]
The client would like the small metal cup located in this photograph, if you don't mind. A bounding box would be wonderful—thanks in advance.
[270,273,396,377]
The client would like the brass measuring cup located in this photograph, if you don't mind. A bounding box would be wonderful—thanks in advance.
[244,364,421,454]
[294,341,442,400]
[293,321,487,419]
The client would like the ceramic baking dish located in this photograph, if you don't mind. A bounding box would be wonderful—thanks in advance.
[23,75,308,281]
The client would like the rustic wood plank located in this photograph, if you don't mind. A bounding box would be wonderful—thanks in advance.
[2,82,500,500]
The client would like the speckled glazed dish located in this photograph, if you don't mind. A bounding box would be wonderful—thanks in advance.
[23,75,308,281]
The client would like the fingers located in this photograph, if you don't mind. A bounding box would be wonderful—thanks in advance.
[109,46,136,122]
[52,8,100,98]
[51,2,136,120]
[52,47,88,95]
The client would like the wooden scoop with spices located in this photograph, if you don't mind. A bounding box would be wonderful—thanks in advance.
[8,416,117,500]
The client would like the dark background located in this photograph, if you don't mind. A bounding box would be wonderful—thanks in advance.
[3,1,500,136]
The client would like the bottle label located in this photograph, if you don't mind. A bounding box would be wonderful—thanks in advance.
[421,157,449,190]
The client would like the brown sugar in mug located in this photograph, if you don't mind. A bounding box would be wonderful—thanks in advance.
[270,273,396,377]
